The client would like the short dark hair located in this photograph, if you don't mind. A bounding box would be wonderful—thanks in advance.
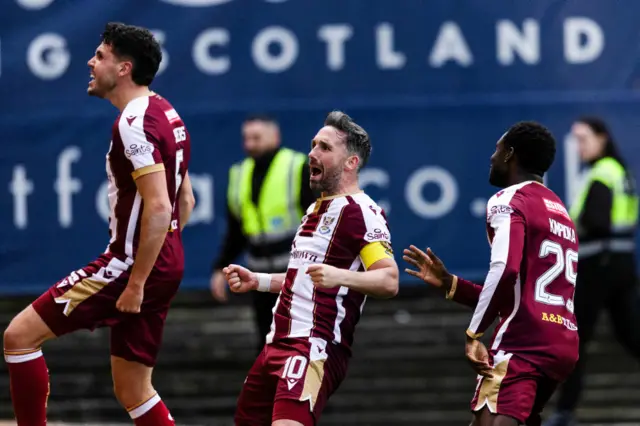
[502,121,556,176]
[324,110,371,170]
[101,22,162,86]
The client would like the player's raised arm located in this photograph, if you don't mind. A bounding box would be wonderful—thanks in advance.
[403,246,482,308]
[466,199,526,339]
[178,171,196,231]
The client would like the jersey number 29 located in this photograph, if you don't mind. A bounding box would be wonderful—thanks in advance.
[534,239,578,313]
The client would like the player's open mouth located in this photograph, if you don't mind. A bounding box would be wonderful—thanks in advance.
[310,165,323,180]
[89,72,95,84]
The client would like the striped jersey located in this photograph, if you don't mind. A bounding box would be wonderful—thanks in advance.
[103,94,190,281]
[266,191,393,354]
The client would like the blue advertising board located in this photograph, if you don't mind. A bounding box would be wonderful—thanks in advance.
[1,0,640,294]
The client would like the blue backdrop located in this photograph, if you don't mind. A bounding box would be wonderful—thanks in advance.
[1,0,640,294]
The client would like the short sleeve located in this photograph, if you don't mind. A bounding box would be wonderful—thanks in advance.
[118,114,165,179]
[358,204,393,269]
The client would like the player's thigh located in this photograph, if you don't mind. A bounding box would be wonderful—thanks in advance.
[471,352,540,425]
[109,277,181,367]
[111,355,155,409]
[235,347,276,426]
[110,308,169,368]
[26,257,129,342]
[4,304,56,351]
[525,375,558,426]
[272,338,348,426]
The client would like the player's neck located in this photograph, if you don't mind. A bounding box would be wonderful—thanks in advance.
[108,85,154,112]
[320,181,361,199]
[509,170,543,187]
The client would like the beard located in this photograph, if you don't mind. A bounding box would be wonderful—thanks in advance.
[489,166,508,188]
[310,166,342,194]
[88,76,116,98]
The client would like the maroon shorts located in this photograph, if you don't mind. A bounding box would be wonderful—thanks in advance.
[235,337,349,426]
[32,254,181,367]
[470,350,559,426]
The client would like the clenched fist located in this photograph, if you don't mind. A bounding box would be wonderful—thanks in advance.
[307,264,344,290]
[223,264,258,293]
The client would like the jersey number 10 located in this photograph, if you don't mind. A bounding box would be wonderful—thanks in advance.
[535,240,578,313]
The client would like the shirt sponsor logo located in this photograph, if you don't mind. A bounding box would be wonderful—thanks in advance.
[366,228,390,242]
[542,312,578,331]
[543,198,570,219]
[290,250,318,263]
[125,143,154,158]
[488,204,513,220]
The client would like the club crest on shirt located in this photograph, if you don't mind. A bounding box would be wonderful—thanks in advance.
[322,215,335,226]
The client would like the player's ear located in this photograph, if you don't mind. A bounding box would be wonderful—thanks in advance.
[345,154,359,172]
[504,146,515,163]
[118,60,133,77]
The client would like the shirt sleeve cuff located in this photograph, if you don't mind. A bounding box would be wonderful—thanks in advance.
[445,275,458,300]
[466,329,484,339]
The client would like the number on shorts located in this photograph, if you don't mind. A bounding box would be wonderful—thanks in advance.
[534,240,578,313]
[281,355,308,380]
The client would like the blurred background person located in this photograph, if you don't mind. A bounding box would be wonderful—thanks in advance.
[209,114,316,353]
[545,116,640,426]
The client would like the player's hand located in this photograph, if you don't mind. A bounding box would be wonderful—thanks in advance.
[116,285,143,314]
[307,264,343,289]
[210,270,228,302]
[403,245,453,290]
[223,264,258,293]
[465,336,493,378]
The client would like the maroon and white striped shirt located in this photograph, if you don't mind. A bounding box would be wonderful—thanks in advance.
[103,94,191,282]
[266,192,392,354]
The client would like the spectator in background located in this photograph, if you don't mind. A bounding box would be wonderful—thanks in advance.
[545,117,640,426]
[209,114,316,353]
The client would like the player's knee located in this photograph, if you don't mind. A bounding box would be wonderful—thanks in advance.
[111,357,155,409]
[113,380,155,409]
[3,306,53,350]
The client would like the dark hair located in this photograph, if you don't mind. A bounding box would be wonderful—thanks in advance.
[101,22,162,86]
[575,116,626,168]
[324,110,371,170]
[502,121,556,176]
